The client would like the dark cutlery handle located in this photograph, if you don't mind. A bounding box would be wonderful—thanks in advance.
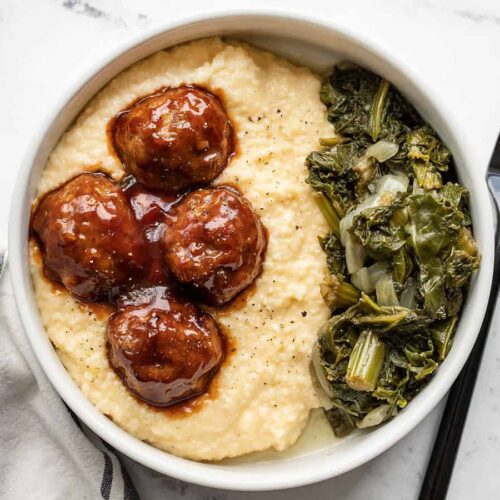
[419,183,500,500]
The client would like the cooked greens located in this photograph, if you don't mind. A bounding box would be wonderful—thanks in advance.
[307,64,480,437]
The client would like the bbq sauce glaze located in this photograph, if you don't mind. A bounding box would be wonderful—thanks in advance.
[30,85,266,415]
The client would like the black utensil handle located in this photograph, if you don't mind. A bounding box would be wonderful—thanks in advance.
[418,238,500,500]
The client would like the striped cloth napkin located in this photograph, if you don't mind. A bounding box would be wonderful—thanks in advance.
[0,271,139,500]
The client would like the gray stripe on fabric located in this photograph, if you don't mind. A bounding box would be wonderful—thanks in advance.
[100,451,113,500]
[101,438,140,500]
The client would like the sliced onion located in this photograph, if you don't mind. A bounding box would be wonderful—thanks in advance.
[340,174,409,246]
[412,178,425,195]
[356,404,392,429]
[339,193,381,245]
[400,277,417,309]
[376,274,399,307]
[353,154,373,174]
[351,267,371,293]
[351,262,388,293]
[345,233,367,274]
[366,141,399,163]
[376,173,409,195]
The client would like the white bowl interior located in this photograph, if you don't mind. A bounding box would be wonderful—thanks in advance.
[9,13,495,491]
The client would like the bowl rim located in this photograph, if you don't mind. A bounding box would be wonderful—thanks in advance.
[8,8,495,491]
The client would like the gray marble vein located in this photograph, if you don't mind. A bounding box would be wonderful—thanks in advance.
[453,9,500,25]
[61,0,126,26]
[421,0,500,26]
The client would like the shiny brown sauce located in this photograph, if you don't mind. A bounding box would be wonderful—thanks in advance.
[111,85,234,193]
[107,285,225,408]
[149,328,235,418]
[106,85,238,166]
[31,85,266,415]
[31,172,148,302]
[120,176,179,287]
[163,185,267,306]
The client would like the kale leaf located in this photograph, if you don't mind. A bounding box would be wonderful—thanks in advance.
[407,126,451,190]
[351,192,407,259]
[318,300,447,436]
[308,62,480,437]
[406,193,479,319]
[306,142,362,215]
[320,65,421,144]
[406,193,463,257]
[319,232,347,276]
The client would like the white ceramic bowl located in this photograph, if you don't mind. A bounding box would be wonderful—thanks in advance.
[9,10,495,491]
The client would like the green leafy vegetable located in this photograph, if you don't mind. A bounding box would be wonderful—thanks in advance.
[346,330,386,391]
[314,192,341,238]
[320,65,421,144]
[406,194,478,319]
[404,339,438,380]
[441,182,469,208]
[444,227,481,288]
[369,80,391,141]
[419,258,447,319]
[431,316,458,361]
[353,155,377,196]
[407,126,451,190]
[319,136,344,147]
[351,192,406,259]
[306,142,362,215]
[392,249,413,285]
[316,300,442,435]
[320,274,360,312]
[406,193,463,262]
[308,62,480,437]
[319,232,347,276]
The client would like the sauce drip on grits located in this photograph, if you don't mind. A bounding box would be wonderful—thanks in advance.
[30,37,334,460]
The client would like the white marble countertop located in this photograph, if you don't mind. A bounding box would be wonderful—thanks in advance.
[1,0,499,498]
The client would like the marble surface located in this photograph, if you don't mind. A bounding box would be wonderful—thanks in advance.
[1,0,499,498]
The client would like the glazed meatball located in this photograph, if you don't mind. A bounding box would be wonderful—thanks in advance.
[107,286,224,407]
[112,86,232,192]
[163,187,266,305]
[32,173,147,301]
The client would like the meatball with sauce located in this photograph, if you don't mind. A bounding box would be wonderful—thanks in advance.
[107,285,224,407]
[163,187,266,306]
[112,86,232,192]
[32,173,147,301]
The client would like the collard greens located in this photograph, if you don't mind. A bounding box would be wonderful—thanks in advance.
[308,65,480,437]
